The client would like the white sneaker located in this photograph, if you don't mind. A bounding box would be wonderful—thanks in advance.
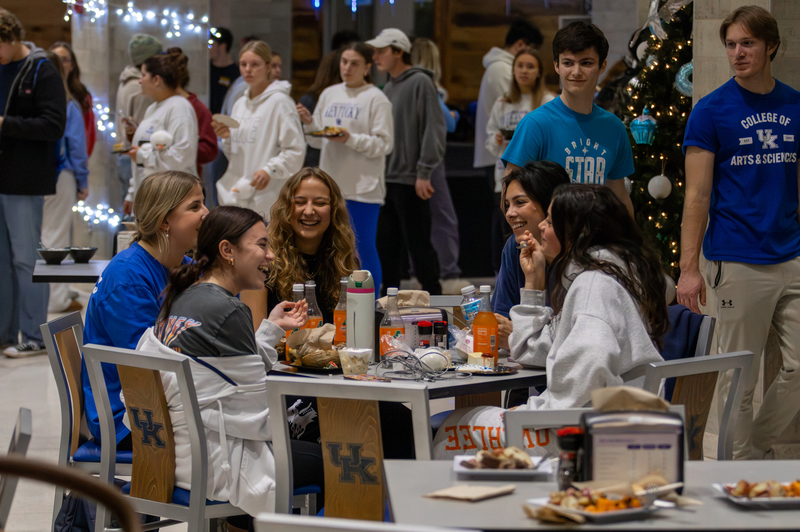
[3,342,47,358]
[440,278,474,295]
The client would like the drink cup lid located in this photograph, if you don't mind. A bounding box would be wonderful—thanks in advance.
[461,285,475,295]
[387,287,399,295]
[480,285,491,293]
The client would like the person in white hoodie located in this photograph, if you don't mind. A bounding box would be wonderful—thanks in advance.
[486,47,554,273]
[137,205,318,530]
[433,184,667,459]
[474,21,542,174]
[296,41,393,294]
[213,40,306,220]
[123,48,199,215]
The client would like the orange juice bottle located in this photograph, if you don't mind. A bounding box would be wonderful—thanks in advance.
[472,285,498,364]
[333,277,348,344]
[285,283,305,341]
[379,287,405,361]
[304,280,323,329]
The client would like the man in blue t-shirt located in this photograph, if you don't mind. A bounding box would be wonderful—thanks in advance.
[678,6,800,460]
[502,22,634,216]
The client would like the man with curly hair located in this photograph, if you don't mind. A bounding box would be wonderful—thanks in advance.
[0,9,67,357]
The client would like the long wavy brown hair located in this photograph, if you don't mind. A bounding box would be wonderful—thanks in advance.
[267,167,359,307]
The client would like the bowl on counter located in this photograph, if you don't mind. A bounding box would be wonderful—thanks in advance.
[37,248,71,265]
[69,247,98,263]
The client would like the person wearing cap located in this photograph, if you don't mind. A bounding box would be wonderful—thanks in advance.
[114,33,161,205]
[209,27,239,115]
[368,28,446,296]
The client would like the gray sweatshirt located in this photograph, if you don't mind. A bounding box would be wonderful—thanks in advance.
[382,67,446,184]
[509,248,664,411]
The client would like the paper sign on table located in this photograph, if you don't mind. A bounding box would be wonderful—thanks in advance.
[423,484,515,502]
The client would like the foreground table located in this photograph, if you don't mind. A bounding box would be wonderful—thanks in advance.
[269,360,546,400]
[32,259,109,283]
[384,459,800,531]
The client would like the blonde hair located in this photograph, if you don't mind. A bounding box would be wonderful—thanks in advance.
[411,38,444,94]
[239,40,272,66]
[505,47,546,106]
[266,168,359,308]
[132,171,203,256]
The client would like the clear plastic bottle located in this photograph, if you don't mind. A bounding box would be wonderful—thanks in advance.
[459,285,481,326]
[333,277,348,344]
[286,283,306,340]
[379,287,405,360]
[304,280,323,329]
[472,285,499,363]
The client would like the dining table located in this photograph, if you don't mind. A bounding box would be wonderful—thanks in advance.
[384,459,800,531]
[32,259,109,284]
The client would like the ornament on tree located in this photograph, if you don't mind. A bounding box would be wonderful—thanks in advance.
[630,108,658,145]
[628,76,641,89]
[631,0,695,43]
[675,61,693,97]
[647,162,672,199]
[646,54,657,67]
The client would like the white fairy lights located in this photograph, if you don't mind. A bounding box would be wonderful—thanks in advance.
[73,201,121,228]
[63,0,209,41]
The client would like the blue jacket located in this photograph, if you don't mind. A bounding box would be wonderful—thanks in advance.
[81,242,188,444]
[491,234,553,317]
[57,99,89,189]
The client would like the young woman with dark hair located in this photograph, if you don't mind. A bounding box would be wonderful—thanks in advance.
[124,48,199,214]
[296,42,393,292]
[50,41,96,156]
[137,205,319,528]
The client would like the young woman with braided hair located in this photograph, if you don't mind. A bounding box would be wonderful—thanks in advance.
[136,205,321,527]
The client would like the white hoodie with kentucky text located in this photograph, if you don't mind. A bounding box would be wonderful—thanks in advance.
[217,80,306,219]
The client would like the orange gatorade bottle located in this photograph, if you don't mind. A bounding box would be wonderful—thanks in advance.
[333,277,347,344]
[472,285,499,364]
[286,283,305,341]
[304,280,323,330]
[379,287,405,361]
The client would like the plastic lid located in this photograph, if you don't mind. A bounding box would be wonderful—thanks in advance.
[353,270,369,283]
[480,285,491,293]
[387,287,399,296]
[305,280,316,287]
[340,277,348,283]
[461,285,476,295]
[433,321,448,332]
[417,320,433,327]
[292,283,305,291]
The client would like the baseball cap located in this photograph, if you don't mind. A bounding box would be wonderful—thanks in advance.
[366,28,411,53]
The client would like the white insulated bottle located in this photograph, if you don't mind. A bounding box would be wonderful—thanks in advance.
[346,270,375,355]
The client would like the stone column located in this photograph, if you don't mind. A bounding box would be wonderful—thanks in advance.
[69,1,210,257]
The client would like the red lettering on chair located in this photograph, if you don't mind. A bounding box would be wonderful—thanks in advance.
[459,425,477,451]
[473,426,488,450]
[535,429,550,447]
[487,427,502,450]
[444,426,461,451]
[523,428,535,449]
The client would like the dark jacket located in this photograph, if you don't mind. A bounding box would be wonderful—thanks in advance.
[0,43,67,195]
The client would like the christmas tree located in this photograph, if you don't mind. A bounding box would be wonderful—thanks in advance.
[625,2,694,280]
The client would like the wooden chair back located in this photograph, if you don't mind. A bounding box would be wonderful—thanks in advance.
[668,373,717,460]
[41,312,86,456]
[266,376,432,522]
[117,365,176,504]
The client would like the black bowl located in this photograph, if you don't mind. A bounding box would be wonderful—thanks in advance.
[69,247,98,263]
[38,248,71,265]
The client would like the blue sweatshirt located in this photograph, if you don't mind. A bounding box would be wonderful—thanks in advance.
[57,99,89,189]
[81,242,188,443]
[491,234,553,318]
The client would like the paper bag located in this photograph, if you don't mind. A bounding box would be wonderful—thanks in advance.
[423,484,515,502]
[591,386,670,413]
[286,324,339,368]
[376,290,430,308]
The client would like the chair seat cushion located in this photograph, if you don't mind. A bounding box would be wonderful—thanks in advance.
[72,440,133,464]
[121,482,227,506]
[293,484,321,496]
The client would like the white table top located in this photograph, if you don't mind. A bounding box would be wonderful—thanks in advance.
[384,459,800,530]
[268,360,546,400]
[32,259,109,283]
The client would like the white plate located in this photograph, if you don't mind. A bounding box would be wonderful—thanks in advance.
[212,114,240,128]
[713,483,800,508]
[526,497,659,523]
[453,455,552,479]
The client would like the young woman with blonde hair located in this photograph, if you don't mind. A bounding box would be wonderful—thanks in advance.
[214,40,306,219]
[81,171,208,450]
[241,167,359,324]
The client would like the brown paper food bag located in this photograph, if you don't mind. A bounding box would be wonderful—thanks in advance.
[286,324,340,368]
[423,484,516,502]
[591,386,670,413]
[376,290,430,309]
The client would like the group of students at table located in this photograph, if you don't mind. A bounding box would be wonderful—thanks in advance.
[77,161,667,527]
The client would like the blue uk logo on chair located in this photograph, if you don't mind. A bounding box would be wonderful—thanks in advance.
[129,407,166,448]
[325,442,378,484]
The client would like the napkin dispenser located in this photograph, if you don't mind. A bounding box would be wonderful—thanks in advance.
[374,306,448,350]
[580,410,684,489]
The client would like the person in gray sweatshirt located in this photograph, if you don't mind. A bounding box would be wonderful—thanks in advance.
[367,28,446,295]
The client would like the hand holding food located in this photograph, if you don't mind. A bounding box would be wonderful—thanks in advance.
[296,103,313,125]
[518,230,546,290]
[251,169,270,191]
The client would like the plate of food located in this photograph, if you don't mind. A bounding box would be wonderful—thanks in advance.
[499,128,515,140]
[307,126,345,137]
[280,360,342,375]
[526,487,657,524]
[211,114,240,128]
[713,480,800,508]
[454,447,551,479]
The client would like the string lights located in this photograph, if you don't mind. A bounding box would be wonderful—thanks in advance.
[73,201,121,228]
